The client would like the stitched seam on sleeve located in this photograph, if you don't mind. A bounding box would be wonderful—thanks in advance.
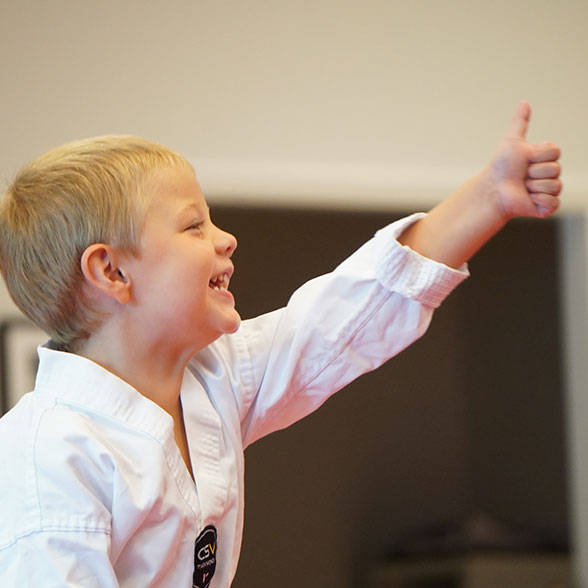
[1,526,111,551]
[256,286,394,429]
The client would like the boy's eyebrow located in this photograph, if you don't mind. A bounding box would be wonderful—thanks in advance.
[177,203,210,217]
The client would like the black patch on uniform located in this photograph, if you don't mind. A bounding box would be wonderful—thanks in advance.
[193,525,217,588]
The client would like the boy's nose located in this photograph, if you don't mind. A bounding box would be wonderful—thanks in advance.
[214,226,237,257]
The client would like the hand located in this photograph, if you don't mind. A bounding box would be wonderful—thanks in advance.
[490,101,562,220]
[397,101,562,268]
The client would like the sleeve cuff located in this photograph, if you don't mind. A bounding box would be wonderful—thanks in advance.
[375,213,470,308]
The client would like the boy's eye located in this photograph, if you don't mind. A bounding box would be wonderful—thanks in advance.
[186,221,204,232]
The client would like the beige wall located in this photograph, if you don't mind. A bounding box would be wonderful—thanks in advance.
[1,1,586,211]
[1,0,587,582]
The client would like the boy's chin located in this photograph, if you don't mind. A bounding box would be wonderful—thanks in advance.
[215,308,242,336]
[225,312,242,334]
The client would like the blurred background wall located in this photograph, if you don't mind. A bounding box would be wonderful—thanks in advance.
[1,1,587,585]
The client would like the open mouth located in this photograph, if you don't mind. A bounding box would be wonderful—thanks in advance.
[209,272,230,291]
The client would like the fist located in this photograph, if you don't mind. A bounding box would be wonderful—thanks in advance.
[491,102,562,220]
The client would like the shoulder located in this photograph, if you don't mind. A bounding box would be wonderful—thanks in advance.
[0,396,119,550]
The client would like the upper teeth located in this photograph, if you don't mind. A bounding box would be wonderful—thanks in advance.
[212,273,229,290]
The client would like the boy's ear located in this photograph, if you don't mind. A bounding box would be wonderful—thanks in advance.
[80,243,131,304]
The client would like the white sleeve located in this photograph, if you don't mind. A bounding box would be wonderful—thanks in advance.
[209,214,469,447]
[0,531,119,588]
[0,401,119,588]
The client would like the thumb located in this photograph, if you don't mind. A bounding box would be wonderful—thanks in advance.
[507,100,531,139]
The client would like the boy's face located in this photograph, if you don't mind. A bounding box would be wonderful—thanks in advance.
[123,165,240,353]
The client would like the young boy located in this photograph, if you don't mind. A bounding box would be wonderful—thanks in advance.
[0,102,561,587]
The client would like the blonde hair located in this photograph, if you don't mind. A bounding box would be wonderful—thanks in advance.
[0,135,193,350]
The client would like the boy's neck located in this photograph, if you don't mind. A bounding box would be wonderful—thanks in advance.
[77,326,189,416]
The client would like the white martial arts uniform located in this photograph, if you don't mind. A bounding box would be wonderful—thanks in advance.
[0,215,467,587]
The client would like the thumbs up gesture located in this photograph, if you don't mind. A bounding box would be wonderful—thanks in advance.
[396,102,563,268]
[490,101,562,220]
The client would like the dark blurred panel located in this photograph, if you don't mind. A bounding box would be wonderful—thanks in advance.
[211,206,567,588]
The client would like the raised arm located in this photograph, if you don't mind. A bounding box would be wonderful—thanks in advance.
[398,101,562,268]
